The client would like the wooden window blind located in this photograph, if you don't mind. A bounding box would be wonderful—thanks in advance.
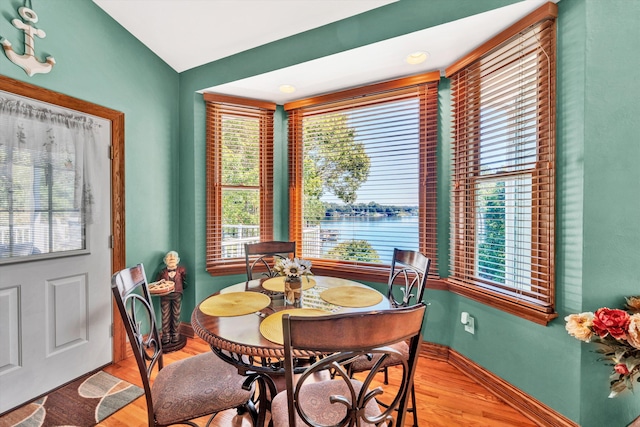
[445,2,557,324]
[285,73,439,284]
[204,93,276,275]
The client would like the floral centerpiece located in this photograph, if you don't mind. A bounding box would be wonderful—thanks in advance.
[565,296,640,397]
[273,257,312,306]
[273,257,313,280]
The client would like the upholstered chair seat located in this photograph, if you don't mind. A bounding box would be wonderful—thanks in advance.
[348,341,409,373]
[271,379,384,427]
[152,352,254,426]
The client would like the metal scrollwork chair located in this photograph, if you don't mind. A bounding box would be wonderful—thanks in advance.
[349,248,431,426]
[270,303,427,427]
[111,264,260,427]
[244,241,296,280]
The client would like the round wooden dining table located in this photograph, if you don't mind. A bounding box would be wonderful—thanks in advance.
[191,275,392,375]
[191,275,392,426]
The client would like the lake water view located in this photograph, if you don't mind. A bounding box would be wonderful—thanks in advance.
[317,215,418,263]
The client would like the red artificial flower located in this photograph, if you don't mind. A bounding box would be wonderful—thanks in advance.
[592,308,630,340]
[615,363,630,376]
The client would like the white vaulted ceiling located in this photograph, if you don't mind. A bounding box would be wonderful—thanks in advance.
[92,0,398,73]
[92,0,555,104]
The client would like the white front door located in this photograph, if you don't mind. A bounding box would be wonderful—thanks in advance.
[0,96,113,414]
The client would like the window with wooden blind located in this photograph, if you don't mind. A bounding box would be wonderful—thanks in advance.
[445,3,557,325]
[204,94,276,275]
[285,73,439,284]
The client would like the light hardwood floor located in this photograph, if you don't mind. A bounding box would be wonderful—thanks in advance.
[99,337,537,427]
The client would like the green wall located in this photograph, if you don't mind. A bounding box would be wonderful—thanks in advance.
[579,0,640,424]
[0,0,179,274]
[5,0,640,425]
[176,1,640,425]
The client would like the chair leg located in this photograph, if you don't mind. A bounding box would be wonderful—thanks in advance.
[240,373,275,426]
[410,381,418,426]
[245,400,259,427]
[235,400,258,425]
[354,364,416,424]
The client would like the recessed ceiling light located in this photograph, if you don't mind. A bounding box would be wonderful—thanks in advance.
[279,84,296,93]
[405,51,429,65]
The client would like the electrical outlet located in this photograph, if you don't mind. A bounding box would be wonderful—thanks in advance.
[464,315,475,334]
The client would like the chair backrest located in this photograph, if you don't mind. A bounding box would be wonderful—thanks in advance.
[387,248,431,307]
[281,303,427,427]
[244,240,296,280]
[111,264,162,424]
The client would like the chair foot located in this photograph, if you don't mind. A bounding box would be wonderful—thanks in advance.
[375,383,419,426]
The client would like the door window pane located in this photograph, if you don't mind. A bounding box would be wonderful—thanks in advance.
[0,92,100,262]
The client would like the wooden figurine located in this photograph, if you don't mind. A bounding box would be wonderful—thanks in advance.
[156,250,187,351]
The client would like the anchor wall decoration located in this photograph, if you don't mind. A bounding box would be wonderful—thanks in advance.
[1,6,55,76]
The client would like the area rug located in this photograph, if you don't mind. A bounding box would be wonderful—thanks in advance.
[0,371,144,427]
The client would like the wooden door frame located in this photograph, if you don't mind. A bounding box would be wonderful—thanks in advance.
[0,74,127,363]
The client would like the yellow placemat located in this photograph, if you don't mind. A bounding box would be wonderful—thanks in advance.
[319,286,384,308]
[262,276,316,292]
[199,292,271,317]
[259,308,328,345]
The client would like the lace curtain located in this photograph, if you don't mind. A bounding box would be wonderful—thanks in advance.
[0,93,101,258]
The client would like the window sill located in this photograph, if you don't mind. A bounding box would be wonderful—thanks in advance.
[446,280,558,326]
[206,260,557,325]
[206,260,246,277]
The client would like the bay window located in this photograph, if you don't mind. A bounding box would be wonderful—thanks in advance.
[446,3,557,324]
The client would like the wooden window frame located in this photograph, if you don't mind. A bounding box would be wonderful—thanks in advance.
[204,93,276,275]
[445,2,558,325]
[285,73,440,284]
